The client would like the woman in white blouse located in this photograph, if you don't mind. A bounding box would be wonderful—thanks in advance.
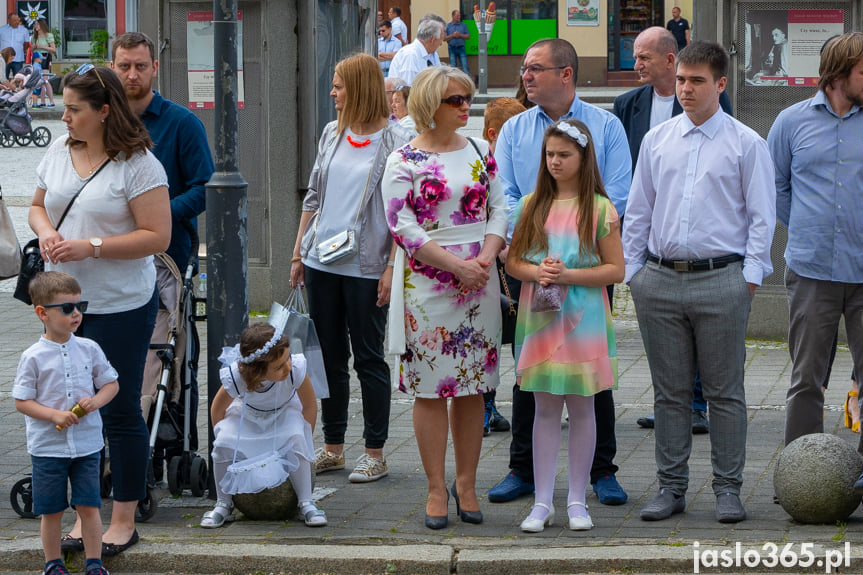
[28,64,170,556]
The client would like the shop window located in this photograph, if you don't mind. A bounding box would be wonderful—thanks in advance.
[63,0,107,58]
[459,0,558,56]
[608,0,664,70]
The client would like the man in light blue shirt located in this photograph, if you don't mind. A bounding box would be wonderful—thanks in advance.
[767,33,863,466]
[377,20,401,77]
[623,42,776,524]
[489,38,632,510]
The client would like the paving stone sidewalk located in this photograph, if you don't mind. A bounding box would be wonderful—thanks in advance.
[0,281,860,573]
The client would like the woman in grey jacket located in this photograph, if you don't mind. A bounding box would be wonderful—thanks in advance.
[291,53,412,483]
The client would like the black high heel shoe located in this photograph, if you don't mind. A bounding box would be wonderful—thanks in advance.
[425,490,449,529]
[451,480,483,524]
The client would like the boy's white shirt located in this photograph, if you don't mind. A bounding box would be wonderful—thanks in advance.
[13,334,118,457]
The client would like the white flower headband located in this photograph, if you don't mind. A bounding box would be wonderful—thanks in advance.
[219,301,291,366]
[557,123,589,148]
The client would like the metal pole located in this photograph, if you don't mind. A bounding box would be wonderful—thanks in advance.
[205,0,248,498]
[478,0,488,94]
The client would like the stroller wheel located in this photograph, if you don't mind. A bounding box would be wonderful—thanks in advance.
[190,456,208,497]
[10,476,39,519]
[0,131,14,147]
[167,456,183,496]
[15,133,31,146]
[32,126,51,147]
[135,488,158,522]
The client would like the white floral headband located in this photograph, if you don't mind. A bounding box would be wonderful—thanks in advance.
[557,123,589,148]
[218,301,291,366]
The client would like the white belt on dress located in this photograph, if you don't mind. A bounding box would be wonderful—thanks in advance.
[387,221,489,360]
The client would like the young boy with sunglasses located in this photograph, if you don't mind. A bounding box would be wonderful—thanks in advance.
[13,272,119,575]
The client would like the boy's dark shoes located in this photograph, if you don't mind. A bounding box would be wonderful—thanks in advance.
[60,534,84,552]
[101,529,139,557]
[86,568,111,575]
[44,562,71,575]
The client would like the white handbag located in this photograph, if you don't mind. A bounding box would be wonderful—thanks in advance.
[313,166,373,265]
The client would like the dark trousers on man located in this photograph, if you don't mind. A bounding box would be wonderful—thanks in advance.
[783,268,863,454]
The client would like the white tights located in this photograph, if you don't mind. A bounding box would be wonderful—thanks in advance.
[527,392,596,521]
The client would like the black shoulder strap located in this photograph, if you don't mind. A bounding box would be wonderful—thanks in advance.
[55,158,110,232]
[466,137,485,168]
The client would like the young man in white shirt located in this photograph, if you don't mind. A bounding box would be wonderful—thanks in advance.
[623,41,776,525]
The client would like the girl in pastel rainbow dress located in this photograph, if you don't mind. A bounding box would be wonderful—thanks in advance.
[506,119,624,533]
[202,322,326,528]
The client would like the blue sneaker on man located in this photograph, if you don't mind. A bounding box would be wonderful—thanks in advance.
[488,472,534,503]
[592,474,628,505]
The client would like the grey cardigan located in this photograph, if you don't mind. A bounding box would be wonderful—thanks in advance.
[301,120,413,277]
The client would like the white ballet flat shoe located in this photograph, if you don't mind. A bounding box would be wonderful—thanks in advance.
[567,501,594,530]
[520,502,555,533]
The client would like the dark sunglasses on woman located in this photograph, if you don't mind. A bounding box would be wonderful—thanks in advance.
[441,94,472,107]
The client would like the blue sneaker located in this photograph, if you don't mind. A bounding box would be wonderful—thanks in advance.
[592,474,628,505]
[853,472,863,495]
[488,472,534,503]
[483,405,492,437]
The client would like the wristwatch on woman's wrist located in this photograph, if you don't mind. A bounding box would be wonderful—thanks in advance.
[89,237,103,259]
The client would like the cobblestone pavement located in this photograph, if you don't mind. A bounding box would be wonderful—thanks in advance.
[1,115,861,574]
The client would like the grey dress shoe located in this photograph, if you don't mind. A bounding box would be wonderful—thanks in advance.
[640,489,685,521]
[715,493,746,523]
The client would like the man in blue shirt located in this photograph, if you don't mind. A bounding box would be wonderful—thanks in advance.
[111,32,214,272]
[110,30,215,478]
[768,33,863,467]
[445,10,470,76]
[377,20,401,77]
[489,38,632,508]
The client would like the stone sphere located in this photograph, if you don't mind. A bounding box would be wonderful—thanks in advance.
[233,480,299,521]
[774,433,862,523]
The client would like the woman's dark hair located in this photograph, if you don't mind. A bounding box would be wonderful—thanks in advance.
[237,323,291,392]
[61,65,152,159]
[510,119,608,261]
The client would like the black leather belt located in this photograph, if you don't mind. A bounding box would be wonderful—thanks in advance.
[647,253,744,272]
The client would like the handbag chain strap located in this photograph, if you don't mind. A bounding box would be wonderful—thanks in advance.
[498,264,516,315]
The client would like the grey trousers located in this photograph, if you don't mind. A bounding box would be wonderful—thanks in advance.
[783,268,863,455]
[630,261,751,496]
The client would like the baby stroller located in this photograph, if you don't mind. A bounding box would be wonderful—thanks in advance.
[0,64,51,148]
[136,221,208,520]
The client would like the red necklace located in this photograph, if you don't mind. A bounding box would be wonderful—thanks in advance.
[346,135,372,148]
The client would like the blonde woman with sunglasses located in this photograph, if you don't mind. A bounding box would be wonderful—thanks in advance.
[381,66,508,529]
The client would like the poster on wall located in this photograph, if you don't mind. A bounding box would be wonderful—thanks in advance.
[566,0,599,26]
[16,1,49,29]
[744,9,844,86]
[187,11,245,109]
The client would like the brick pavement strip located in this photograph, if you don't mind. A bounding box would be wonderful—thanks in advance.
[1,118,862,573]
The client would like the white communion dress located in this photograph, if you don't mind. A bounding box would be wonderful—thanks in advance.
[211,353,315,494]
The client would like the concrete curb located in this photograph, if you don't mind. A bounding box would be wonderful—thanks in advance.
[1,538,860,574]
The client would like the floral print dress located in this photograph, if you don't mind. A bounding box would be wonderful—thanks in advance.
[382,138,509,399]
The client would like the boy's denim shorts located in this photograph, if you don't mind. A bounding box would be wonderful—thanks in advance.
[31,452,102,515]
